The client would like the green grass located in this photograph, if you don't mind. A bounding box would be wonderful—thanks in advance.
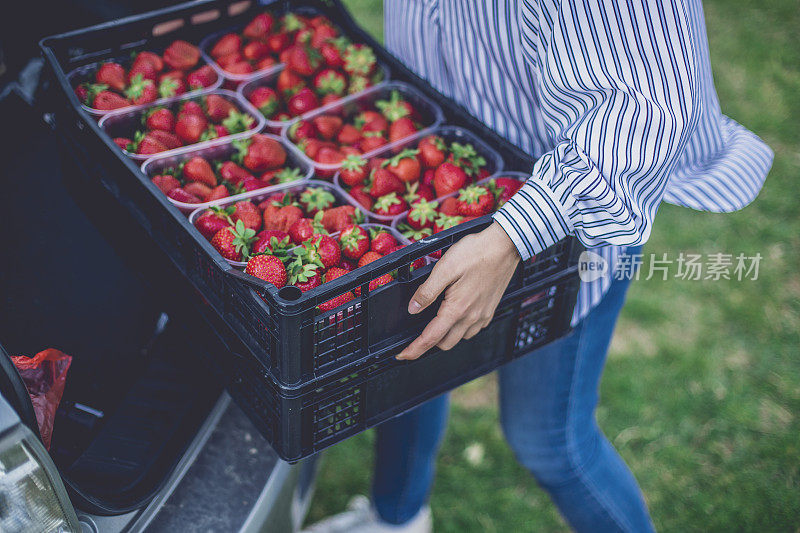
[306,1,800,531]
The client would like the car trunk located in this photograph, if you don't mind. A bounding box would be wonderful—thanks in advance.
[0,108,224,515]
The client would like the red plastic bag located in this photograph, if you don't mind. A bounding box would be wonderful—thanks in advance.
[11,349,73,450]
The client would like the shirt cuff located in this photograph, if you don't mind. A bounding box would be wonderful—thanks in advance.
[493,179,573,261]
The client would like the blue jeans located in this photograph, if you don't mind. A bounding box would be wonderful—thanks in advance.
[371,271,654,532]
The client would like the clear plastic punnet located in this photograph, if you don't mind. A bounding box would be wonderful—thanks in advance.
[66,46,223,117]
[280,81,445,178]
[140,132,313,212]
[237,63,390,133]
[98,89,265,162]
[335,125,506,223]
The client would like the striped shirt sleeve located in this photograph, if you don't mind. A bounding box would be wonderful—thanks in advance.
[494,0,701,260]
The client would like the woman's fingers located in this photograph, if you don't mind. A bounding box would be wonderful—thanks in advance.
[408,253,459,314]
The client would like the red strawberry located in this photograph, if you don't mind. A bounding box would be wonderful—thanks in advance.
[337,124,362,146]
[163,40,200,70]
[418,135,446,168]
[404,182,436,204]
[182,156,217,186]
[243,41,270,62]
[244,13,275,41]
[184,182,212,200]
[313,69,347,96]
[269,167,304,184]
[422,168,436,187]
[373,193,408,217]
[186,65,217,89]
[145,107,175,132]
[93,90,131,110]
[370,229,398,255]
[256,57,279,71]
[263,204,304,232]
[357,251,382,268]
[180,100,204,117]
[249,86,280,117]
[388,117,418,144]
[151,174,180,195]
[128,55,159,83]
[246,254,287,288]
[276,69,303,96]
[299,187,336,215]
[433,162,467,197]
[383,149,421,183]
[204,94,235,122]
[456,185,494,217]
[135,51,164,72]
[194,207,233,239]
[339,155,368,187]
[135,133,168,155]
[376,90,413,122]
[75,84,89,103]
[208,184,229,201]
[359,132,388,153]
[211,220,257,261]
[241,177,268,192]
[318,289,355,312]
[343,44,376,76]
[339,225,370,260]
[287,87,320,116]
[148,130,181,150]
[311,24,339,48]
[288,120,317,142]
[322,205,361,233]
[490,177,525,205]
[407,198,438,230]
[398,224,433,243]
[312,115,343,140]
[367,167,404,197]
[158,72,186,99]
[267,32,291,55]
[114,137,132,150]
[347,75,372,95]
[167,187,201,204]
[283,44,322,76]
[368,273,394,292]
[349,187,374,211]
[290,264,321,292]
[288,215,325,245]
[220,110,255,134]
[95,62,126,92]
[218,161,253,185]
[357,111,388,133]
[320,37,347,68]
[217,52,243,68]
[305,234,341,268]
[448,142,488,178]
[438,196,460,216]
[253,230,291,255]
[234,135,287,172]
[175,113,208,144]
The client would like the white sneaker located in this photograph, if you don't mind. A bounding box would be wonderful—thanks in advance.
[302,495,432,533]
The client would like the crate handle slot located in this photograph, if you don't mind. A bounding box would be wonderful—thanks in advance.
[190,10,222,25]
[229,1,252,16]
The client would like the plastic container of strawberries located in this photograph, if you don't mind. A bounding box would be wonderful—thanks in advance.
[39,0,582,462]
[334,125,506,222]
[280,81,445,177]
[237,63,390,133]
[98,88,265,162]
[66,43,223,118]
[140,131,313,212]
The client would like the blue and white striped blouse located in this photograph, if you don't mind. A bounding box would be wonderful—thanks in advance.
[383,0,772,324]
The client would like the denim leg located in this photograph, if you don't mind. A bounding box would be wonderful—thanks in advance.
[498,274,655,533]
[371,394,449,525]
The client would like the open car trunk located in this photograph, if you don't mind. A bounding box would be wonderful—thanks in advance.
[0,116,224,515]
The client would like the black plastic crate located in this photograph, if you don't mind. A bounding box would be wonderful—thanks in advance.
[225,271,579,462]
[40,0,581,459]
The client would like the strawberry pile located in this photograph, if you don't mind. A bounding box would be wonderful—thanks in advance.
[337,134,494,218]
[111,94,255,156]
[74,41,217,111]
[240,17,383,124]
[287,90,426,178]
[192,187,419,310]
[395,175,525,244]
[209,11,380,102]
[149,134,303,204]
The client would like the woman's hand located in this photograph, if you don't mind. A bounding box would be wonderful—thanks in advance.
[397,222,521,360]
